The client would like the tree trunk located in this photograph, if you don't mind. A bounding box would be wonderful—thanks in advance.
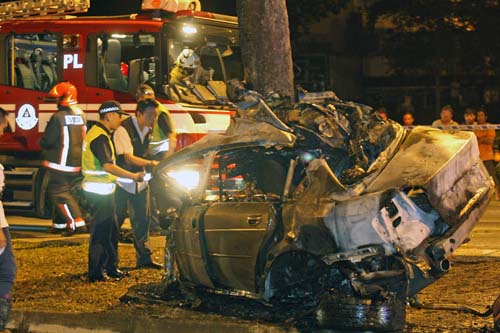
[236,0,295,99]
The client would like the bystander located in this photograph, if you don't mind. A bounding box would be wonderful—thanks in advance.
[463,107,477,126]
[474,109,499,200]
[432,105,459,127]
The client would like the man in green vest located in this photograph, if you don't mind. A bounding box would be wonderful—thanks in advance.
[135,84,177,160]
[135,84,177,235]
[82,100,145,283]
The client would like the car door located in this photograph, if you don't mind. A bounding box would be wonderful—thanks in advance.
[200,148,284,293]
[203,201,276,293]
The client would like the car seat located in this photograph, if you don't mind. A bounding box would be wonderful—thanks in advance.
[101,39,128,92]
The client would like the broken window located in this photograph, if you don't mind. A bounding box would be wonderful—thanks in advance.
[205,148,288,202]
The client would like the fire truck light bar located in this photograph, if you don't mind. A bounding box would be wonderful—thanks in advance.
[0,0,90,21]
[141,0,201,13]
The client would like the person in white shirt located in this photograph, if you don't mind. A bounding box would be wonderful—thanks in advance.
[432,105,459,127]
[113,99,162,269]
[0,164,16,331]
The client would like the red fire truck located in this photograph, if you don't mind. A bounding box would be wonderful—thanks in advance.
[0,0,242,217]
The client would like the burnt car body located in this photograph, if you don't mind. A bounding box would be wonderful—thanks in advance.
[153,90,493,331]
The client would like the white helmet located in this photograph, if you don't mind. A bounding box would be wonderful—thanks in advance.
[177,48,200,69]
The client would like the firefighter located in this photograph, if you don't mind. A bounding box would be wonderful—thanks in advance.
[113,99,162,269]
[0,164,16,332]
[40,82,86,236]
[82,100,146,283]
[169,48,201,86]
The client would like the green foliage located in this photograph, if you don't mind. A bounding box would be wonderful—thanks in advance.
[368,0,500,77]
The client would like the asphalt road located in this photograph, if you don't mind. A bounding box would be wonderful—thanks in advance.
[454,198,500,259]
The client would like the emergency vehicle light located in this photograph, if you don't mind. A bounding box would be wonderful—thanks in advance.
[141,0,201,13]
[0,0,89,21]
[182,25,197,34]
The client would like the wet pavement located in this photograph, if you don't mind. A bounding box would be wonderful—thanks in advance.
[6,199,500,332]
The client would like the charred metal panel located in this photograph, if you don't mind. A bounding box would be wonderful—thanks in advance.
[325,190,439,255]
[203,202,275,292]
[366,126,491,227]
[173,205,214,288]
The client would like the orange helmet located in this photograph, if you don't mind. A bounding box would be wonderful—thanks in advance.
[48,82,78,106]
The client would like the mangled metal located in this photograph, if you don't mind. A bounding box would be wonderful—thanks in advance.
[153,85,493,331]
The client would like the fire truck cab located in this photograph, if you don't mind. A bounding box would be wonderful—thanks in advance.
[0,0,242,217]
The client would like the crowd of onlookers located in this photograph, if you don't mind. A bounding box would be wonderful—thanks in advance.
[375,102,500,201]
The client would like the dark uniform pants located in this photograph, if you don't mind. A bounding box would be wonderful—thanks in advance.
[115,186,153,266]
[0,228,16,299]
[84,191,119,279]
[47,169,85,230]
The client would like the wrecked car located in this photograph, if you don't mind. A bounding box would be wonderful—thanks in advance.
[152,88,493,331]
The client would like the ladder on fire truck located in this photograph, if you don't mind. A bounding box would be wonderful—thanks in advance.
[0,0,89,21]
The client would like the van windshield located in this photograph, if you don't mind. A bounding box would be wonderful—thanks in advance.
[166,21,243,104]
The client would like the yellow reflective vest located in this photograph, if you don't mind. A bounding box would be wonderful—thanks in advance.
[149,102,173,156]
[81,124,117,195]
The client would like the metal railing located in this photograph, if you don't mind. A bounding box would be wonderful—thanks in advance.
[0,0,89,21]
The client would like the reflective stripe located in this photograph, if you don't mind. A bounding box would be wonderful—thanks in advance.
[43,160,81,172]
[82,182,116,195]
[61,203,75,227]
[74,219,85,228]
[82,170,108,176]
[117,177,134,184]
[61,125,70,166]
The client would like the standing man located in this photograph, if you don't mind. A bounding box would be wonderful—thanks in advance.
[40,82,86,236]
[135,84,177,160]
[432,105,459,127]
[0,164,16,332]
[474,109,499,200]
[463,107,477,126]
[82,100,145,283]
[135,84,177,233]
[402,112,415,126]
[113,99,162,269]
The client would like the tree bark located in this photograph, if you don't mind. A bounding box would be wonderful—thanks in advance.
[236,0,295,99]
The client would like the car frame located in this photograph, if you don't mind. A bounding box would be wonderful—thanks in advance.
[153,91,493,331]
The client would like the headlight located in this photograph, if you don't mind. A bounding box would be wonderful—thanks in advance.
[167,170,200,190]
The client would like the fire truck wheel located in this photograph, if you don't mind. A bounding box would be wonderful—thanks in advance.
[34,168,52,219]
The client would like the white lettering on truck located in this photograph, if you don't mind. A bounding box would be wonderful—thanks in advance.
[63,54,83,69]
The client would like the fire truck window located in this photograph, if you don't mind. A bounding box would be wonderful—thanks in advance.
[7,34,59,92]
[95,34,156,93]
[168,23,244,86]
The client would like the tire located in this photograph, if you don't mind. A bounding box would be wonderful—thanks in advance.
[316,293,406,332]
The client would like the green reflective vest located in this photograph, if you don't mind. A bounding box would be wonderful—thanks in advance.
[81,124,117,195]
[149,102,173,156]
